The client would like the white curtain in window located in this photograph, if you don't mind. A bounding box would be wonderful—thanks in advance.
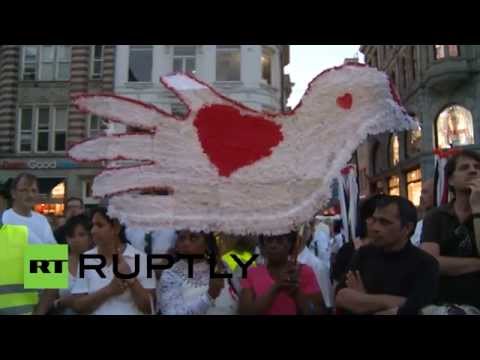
[437,105,474,149]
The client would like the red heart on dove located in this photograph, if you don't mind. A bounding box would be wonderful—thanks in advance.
[337,93,353,110]
[194,104,284,177]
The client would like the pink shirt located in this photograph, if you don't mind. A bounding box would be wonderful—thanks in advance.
[240,264,320,315]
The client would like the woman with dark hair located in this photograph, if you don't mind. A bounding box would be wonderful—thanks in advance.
[238,232,325,315]
[158,230,237,315]
[331,194,388,285]
[49,215,93,314]
[70,207,156,315]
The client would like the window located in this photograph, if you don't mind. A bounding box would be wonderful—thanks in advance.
[173,46,196,74]
[216,45,241,81]
[171,103,189,118]
[406,127,422,157]
[40,46,55,81]
[436,105,474,149]
[37,108,50,152]
[448,45,459,57]
[88,115,108,137]
[434,45,459,60]
[17,106,68,153]
[434,45,445,60]
[56,46,71,80]
[19,108,34,152]
[22,46,38,80]
[54,108,67,152]
[41,46,70,80]
[128,45,153,82]
[91,45,104,79]
[390,134,400,166]
[407,169,422,206]
[261,48,272,85]
[388,176,400,196]
[21,45,71,81]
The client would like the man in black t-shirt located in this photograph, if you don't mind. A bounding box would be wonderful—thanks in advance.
[421,150,480,309]
[335,196,439,315]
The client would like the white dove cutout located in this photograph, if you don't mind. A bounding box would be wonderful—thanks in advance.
[69,63,417,235]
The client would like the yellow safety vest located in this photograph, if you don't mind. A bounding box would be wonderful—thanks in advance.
[222,250,256,272]
[0,225,39,315]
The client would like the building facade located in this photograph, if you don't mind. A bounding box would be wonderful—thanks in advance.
[0,45,115,214]
[0,45,292,215]
[358,45,480,205]
[113,45,291,117]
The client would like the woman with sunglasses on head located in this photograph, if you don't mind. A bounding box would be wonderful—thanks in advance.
[238,232,326,315]
[157,230,237,315]
[70,207,156,315]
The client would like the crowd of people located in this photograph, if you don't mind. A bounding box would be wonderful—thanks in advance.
[1,149,480,315]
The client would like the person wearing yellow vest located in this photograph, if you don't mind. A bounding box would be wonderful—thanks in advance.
[222,235,258,298]
[0,216,39,315]
[222,235,257,272]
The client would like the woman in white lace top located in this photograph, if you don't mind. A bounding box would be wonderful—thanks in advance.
[157,231,238,315]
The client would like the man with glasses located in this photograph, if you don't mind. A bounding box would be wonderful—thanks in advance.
[1,173,56,244]
[421,150,480,310]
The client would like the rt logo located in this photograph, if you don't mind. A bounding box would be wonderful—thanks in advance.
[24,245,69,289]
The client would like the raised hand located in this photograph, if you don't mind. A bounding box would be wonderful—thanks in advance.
[467,178,480,213]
